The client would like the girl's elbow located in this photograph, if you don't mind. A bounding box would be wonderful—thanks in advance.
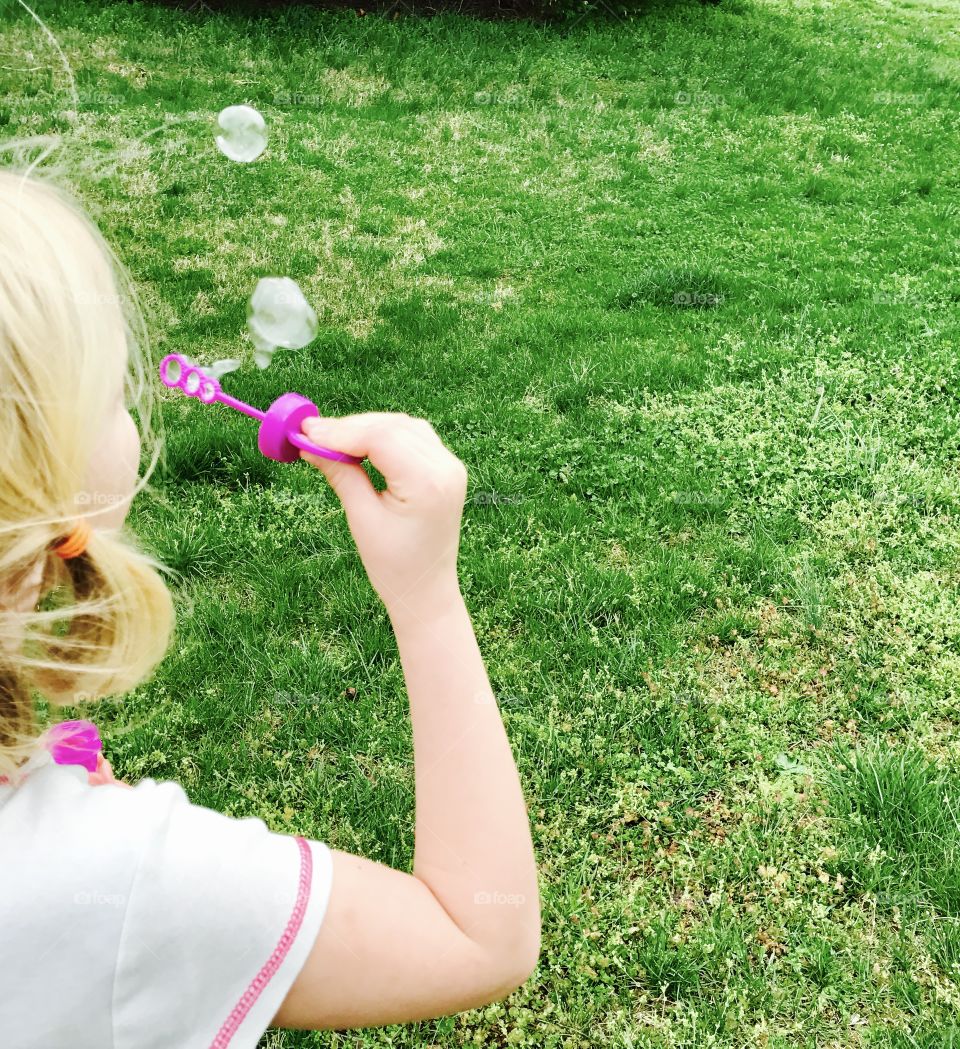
[485,920,541,1000]
[513,923,541,987]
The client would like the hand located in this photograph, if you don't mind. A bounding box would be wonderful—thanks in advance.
[299,413,467,621]
[88,753,132,789]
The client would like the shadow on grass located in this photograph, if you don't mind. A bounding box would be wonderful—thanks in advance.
[141,0,708,25]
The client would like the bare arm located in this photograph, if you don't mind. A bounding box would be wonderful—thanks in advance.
[393,585,540,967]
[272,414,540,1030]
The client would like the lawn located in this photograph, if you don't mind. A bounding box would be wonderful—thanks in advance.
[2,0,960,1044]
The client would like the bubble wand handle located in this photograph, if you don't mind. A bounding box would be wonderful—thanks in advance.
[215,391,267,423]
[158,353,365,465]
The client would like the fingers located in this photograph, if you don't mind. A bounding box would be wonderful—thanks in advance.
[88,755,118,787]
[303,413,443,471]
[299,452,379,511]
[300,413,462,504]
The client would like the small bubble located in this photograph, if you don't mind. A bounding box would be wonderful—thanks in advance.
[215,104,267,163]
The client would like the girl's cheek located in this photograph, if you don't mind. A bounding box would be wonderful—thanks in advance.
[83,405,141,527]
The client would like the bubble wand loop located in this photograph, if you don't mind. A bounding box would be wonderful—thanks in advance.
[158,354,364,465]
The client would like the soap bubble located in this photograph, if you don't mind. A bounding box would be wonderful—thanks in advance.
[215,105,267,163]
[249,326,279,370]
[247,277,318,368]
[253,344,276,371]
[205,358,242,381]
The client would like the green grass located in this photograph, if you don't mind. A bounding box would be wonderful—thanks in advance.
[3,0,960,1044]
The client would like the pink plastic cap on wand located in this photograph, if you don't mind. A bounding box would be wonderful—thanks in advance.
[258,392,318,463]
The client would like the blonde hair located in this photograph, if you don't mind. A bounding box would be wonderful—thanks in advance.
[0,168,174,782]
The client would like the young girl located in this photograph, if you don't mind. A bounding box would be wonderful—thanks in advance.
[0,170,540,1047]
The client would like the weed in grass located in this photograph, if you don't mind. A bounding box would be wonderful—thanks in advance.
[826,743,960,917]
[890,963,924,1016]
[800,940,838,990]
[610,266,729,312]
[927,916,960,985]
[151,519,219,579]
[636,916,702,1002]
[782,556,832,632]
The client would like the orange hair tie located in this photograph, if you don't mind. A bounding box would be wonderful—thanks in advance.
[52,519,92,560]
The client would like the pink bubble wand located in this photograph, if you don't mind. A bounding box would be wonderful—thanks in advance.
[158,354,364,465]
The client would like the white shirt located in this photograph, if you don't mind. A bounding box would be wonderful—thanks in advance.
[0,760,334,1048]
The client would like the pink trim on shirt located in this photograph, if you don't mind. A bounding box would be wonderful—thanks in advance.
[208,836,313,1048]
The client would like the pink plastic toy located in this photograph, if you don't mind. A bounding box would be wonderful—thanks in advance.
[158,354,364,465]
[0,720,114,789]
[44,720,102,774]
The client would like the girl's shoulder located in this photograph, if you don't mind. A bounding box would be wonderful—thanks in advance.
[0,765,187,1045]
[0,760,187,855]
[0,762,333,1049]
[0,763,196,954]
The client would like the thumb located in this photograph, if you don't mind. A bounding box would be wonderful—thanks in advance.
[300,417,379,513]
